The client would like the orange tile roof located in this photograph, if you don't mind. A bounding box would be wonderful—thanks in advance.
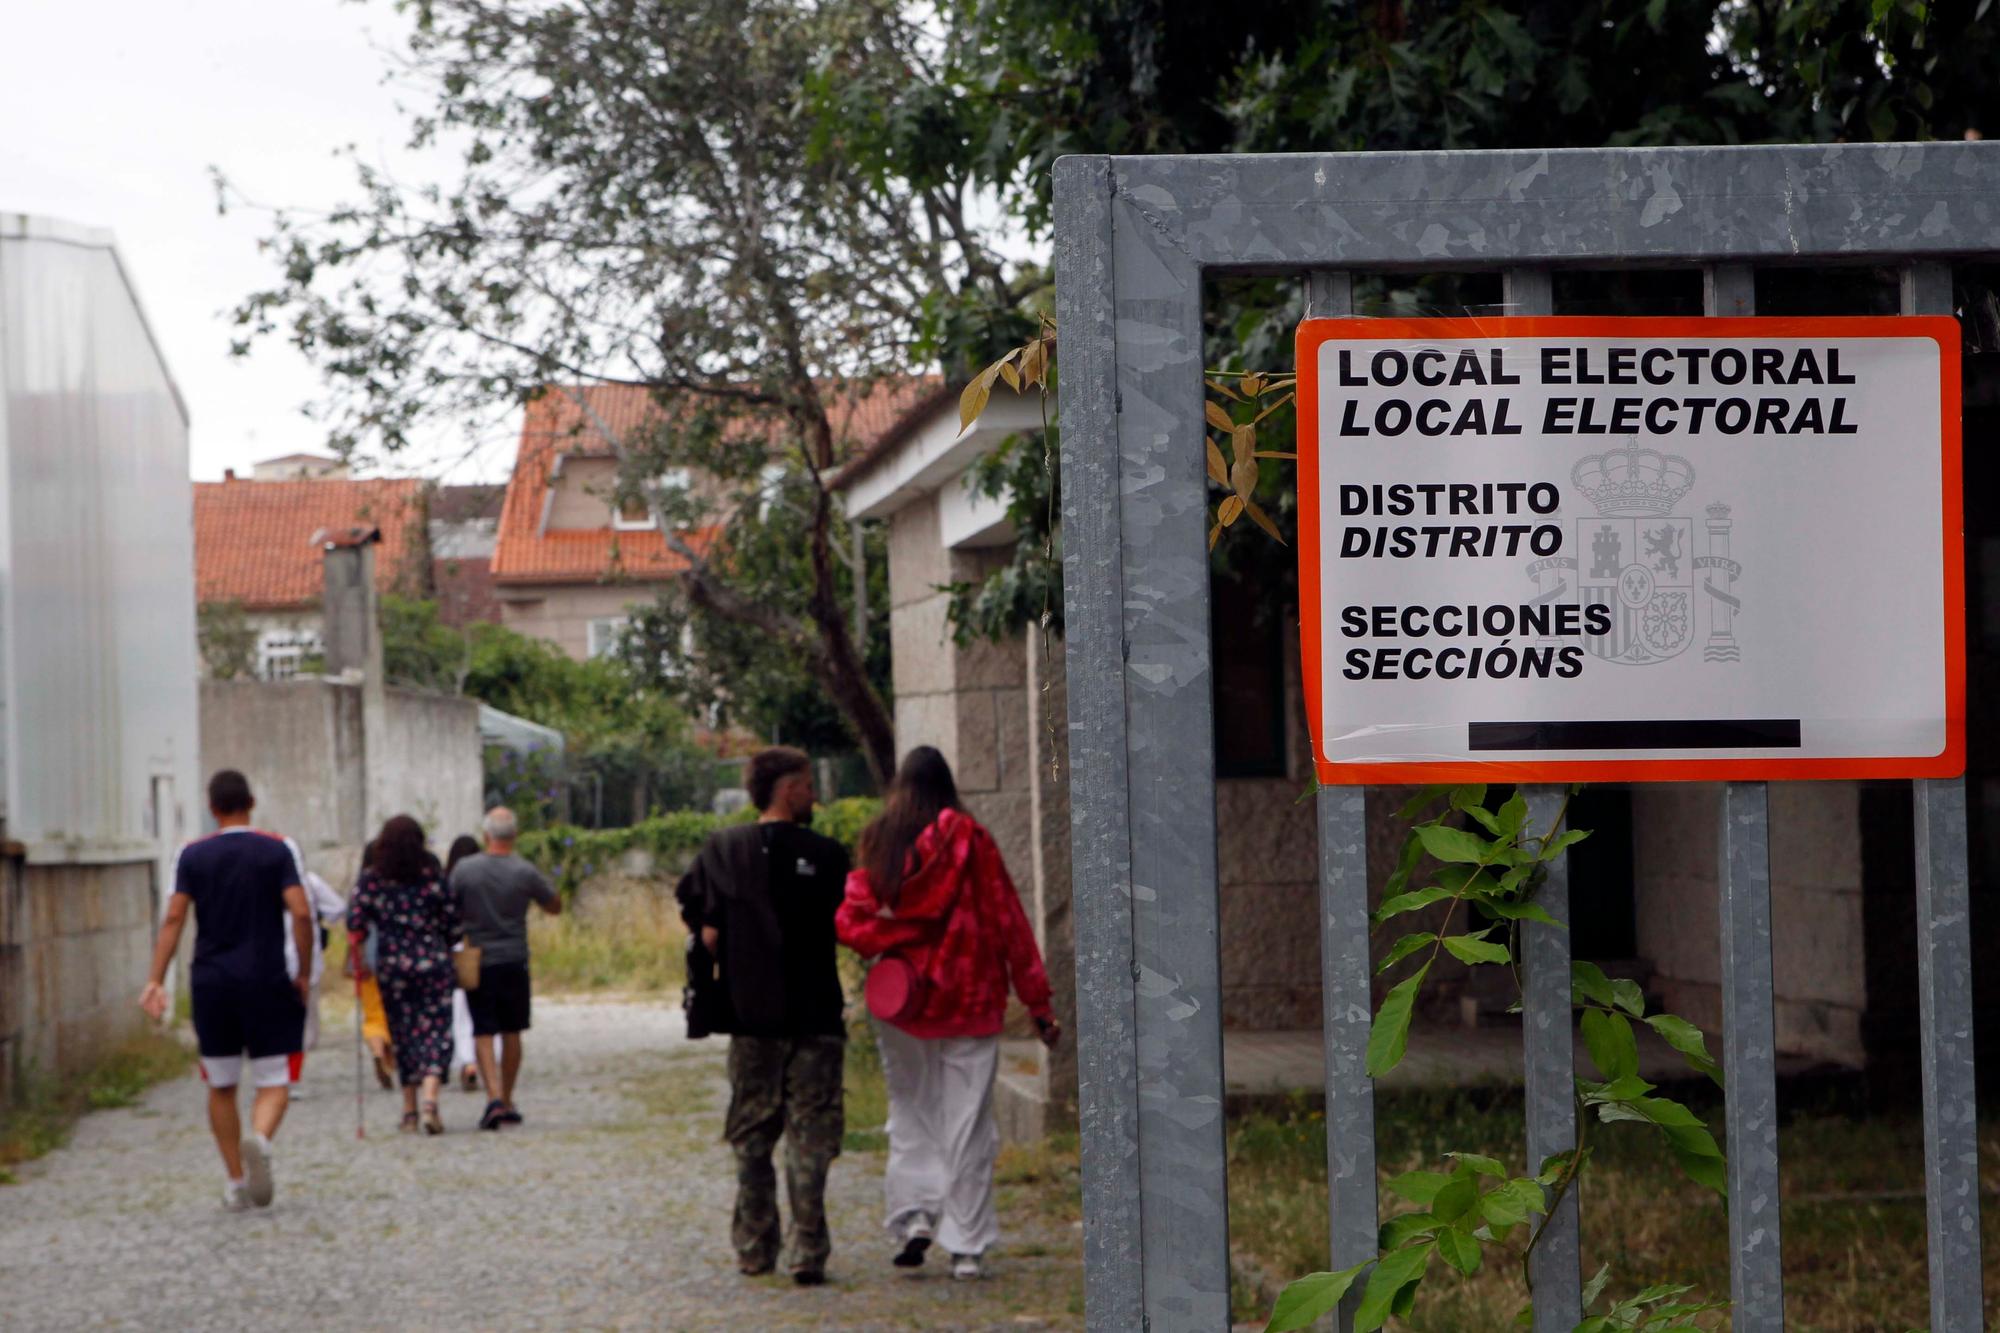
[195,477,427,611]
[493,379,942,587]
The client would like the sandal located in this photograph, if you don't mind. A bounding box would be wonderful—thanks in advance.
[399,1110,420,1134]
[421,1100,444,1136]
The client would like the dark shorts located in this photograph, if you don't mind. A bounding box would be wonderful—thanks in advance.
[467,960,531,1035]
[190,977,305,1060]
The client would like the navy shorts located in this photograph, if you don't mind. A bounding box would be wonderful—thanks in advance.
[191,978,305,1060]
[467,961,531,1035]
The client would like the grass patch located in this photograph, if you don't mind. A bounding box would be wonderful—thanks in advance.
[0,1032,193,1177]
[996,1129,1082,1226]
[1227,1085,2000,1329]
[528,875,688,994]
[842,1018,890,1153]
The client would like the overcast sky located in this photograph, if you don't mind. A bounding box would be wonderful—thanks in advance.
[1,0,514,482]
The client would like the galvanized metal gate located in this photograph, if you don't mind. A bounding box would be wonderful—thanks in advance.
[1052,143,1996,1332]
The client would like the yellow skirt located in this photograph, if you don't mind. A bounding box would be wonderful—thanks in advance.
[358,975,390,1045]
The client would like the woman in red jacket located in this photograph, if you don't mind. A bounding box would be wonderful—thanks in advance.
[836,747,1061,1281]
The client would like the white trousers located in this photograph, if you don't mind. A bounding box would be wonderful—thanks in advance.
[451,989,476,1071]
[873,1020,1001,1257]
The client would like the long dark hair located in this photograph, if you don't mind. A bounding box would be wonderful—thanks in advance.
[444,835,481,878]
[372,815,431,885]
[858,746,962,906]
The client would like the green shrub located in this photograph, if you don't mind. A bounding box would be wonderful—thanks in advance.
[517,797,880,895]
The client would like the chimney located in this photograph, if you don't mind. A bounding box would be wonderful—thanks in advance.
[224,468,236,481]
[317,525,388,842]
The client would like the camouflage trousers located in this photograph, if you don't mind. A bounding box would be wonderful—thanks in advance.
[724,1034,845,1275]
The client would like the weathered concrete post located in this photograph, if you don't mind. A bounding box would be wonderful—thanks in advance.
[319,526,385,842]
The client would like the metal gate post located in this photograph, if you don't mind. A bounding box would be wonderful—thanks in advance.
[1308,269,1378,1333]
[1052,144,2000,1332]
[1904,259,1985,1333]
[1705,263,1787,1332]
[1504,266,1584,1333]
[1052,153,1146,1330]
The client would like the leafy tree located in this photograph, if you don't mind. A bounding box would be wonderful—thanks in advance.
[880,0,2000,636]
[223,0,1021,783]
[617,469,891,752]
[378,593,472,694]
[196,600,259,680]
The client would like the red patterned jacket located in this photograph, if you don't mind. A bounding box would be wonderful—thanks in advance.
[835,808,1053,1039]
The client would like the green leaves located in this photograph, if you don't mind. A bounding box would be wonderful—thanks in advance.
[1354,1241,1434,1332]
[1366,963,1429,1077]
[1265,1261,1367,1332]
[1376,932,1436,975]
[1581,1009,1639,1082]
[1645,1013,1724,1089]
[1415,822,1498,865]
[1442,930,1511,966]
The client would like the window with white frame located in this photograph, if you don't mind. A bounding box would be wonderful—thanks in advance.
[586,615,631,660]
[257,628,322,681]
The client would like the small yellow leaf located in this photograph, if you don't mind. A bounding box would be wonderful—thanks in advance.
[1241,372,1264,397]
[1244,499,1286,545]
[1208,522,1222,551]
[1231,424,1255,465]
[1021,338,1046,387]
[999,360,1021,391]
[1205,400,1235,432]
[1252,391,1296,424]
[1231,455,1259,498]
[1253,451,1298,460]
[1206,439,1229,487]
[959,376,992,431]
[1218,494,1244,527]
[1205,377,1242,400]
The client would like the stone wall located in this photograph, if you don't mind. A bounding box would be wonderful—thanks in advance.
[1633,781,1868,1067]
[200,677,482,889]
[0,860,155,1101]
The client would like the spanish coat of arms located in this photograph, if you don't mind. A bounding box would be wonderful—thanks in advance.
[1527,447,1744,666]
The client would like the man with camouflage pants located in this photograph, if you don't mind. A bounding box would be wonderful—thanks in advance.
[677,747,849,1285]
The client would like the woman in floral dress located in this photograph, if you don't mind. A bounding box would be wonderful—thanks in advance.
[349,814,459,1134]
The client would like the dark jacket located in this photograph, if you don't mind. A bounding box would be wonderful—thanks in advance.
[676,820,849,1039]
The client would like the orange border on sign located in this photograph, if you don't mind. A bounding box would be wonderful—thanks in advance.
[1296,315,1965,785]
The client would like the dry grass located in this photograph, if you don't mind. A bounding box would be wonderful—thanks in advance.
[0,1032,194,1181]
[1227,1085,2000,1330]
[528,874,688,995]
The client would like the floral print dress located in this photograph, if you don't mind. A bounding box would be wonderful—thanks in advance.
[349,868,460,1086]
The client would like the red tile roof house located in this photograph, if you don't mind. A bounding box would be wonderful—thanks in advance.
[491,380,943,661]
[194,470,429,678]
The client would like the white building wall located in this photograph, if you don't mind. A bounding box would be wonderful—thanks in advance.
[0,216,199,861]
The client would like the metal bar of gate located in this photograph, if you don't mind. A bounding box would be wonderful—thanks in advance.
[1051,154,1146,1331]
[1704,264,1787,1332]
[1903,259,1985,1333]
[1107,174,1234,1329]
[1504,267,1583,1333]
[1307,270,1378,1333]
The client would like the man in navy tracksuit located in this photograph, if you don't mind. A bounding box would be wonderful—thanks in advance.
[140,770,312,1211]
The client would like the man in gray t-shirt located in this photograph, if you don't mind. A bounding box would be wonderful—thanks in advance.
[450,807,560,1129]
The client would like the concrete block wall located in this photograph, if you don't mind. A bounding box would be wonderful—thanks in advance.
[1633,781,1868,1067]
[201,677,483,891]
[0,860,155,1100]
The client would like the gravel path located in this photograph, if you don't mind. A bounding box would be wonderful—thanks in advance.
[0,997,1084,1331]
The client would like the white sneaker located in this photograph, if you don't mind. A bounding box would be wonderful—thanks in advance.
[240,1134,275,1207]
[221,1180,250,1212]
[951,1252,982,1281]
[893,1214,934,1268]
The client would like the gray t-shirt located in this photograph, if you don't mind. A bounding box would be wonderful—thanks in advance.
[451,852,558,967]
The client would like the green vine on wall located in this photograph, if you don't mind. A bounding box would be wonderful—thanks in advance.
[1267,785,1729,1333]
